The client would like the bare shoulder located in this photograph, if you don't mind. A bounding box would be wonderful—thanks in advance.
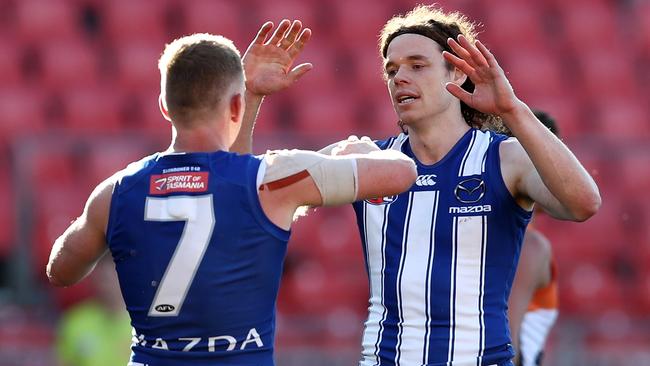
[499,137,530,167]
[85,174,118,233]
[498,137,533,197]
[522,228,552,258]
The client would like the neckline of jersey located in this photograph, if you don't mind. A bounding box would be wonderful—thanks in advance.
[403,127,476,169]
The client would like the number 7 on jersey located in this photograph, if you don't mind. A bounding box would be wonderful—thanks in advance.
[144,195,215,317]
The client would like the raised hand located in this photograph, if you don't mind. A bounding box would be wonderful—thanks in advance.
[243,19,312,96]
[442,35,522,118]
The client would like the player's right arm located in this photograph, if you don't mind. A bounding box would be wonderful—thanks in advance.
[508,230,552,365]
[231,20,312,154]
[259,139,417,229]
[46,178,114,287]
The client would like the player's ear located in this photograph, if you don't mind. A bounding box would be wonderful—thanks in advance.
[229,93,244,123]
[159,94,172,122]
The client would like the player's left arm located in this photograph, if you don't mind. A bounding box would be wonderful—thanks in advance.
[46,178,114,287]
[443,35,601,221]
[230,20,312,154]
[508,230,552,364]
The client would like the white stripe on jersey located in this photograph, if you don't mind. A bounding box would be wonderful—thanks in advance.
[361,202,390,366]
[459,130,492,177]
[395,191,439,366]
[520,309,558,366]
[477,217,487,366]
[449,215,487,364]
[423,191,439,365]
[387,133,409,151]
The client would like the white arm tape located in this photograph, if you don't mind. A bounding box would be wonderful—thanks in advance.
[262,149,359,206]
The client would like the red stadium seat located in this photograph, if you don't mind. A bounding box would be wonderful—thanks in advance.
[0,37,24,87]
[60,86,124,134]
[562,262,624,315]
[557,0,620,49]
[577,48,638,100]
[38,39,100,89]
[482,0,549,47]
[293,88,357,136]
[85,142,150,184]
[332,1,392,45]
[595,97,650,141]
[256,0,318,30]
[102,0,168,44]
[183,1,244,46]
[525,94,583,139]
[618,150,650,197]
[500,46,564,101]
[15,0,78,43]
[0,88,47,140]
[633,1,650,54]
[113,41,162,92]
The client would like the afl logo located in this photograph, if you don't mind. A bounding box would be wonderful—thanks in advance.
[454,178,486,204]
[365,195,398,205]
[155,304,175,313]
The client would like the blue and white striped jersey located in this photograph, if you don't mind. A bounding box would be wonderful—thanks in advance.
[106,151,289,366]
[353,129,532,366]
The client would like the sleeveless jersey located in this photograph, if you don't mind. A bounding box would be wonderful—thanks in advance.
[519,258,558,366]
[106,151,290,366]
[353,129,532,366]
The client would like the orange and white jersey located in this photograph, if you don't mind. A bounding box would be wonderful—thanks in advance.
[520,259,558,366]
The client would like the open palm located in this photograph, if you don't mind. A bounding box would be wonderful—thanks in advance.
[243,20,312,96]
[442,35,520,117]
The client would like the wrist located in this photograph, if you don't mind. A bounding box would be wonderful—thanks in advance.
[498,100,529,129]
[244,89,265,103]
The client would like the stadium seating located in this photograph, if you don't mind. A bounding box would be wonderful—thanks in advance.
[37,39,100,90]
[1,1,648,363]
[14,0,79,44]
[101,0,168,44]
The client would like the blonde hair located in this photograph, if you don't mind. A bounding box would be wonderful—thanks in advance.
[158,33,243,123]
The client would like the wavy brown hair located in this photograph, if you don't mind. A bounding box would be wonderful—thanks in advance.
[379,5,505,133]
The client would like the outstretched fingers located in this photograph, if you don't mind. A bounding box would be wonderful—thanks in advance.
[442,50,475,79]
[475,39,499,68]
[288,28,311,59]
[280,20,303,49]
[456,35,489,68]
[266,19,291,46]
[288,62,313,82]
[251,21,273,45]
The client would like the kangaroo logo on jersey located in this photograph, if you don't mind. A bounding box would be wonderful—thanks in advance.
[454,177,486,203]
[415,174,437,187]
[149,172,209,195]
[365,195,398,205]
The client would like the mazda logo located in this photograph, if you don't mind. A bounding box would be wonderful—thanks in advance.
[454,178,486,204]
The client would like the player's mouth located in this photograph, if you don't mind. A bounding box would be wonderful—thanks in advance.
[395,91,420,106]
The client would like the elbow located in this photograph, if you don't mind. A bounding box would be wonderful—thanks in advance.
[571,191,602,222]
[46,262,70,287]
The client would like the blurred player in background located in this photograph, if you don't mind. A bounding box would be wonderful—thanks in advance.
[46,22,417,366]
[56,256,132,366]
[243,5,600,366]
[508,110,560,366]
